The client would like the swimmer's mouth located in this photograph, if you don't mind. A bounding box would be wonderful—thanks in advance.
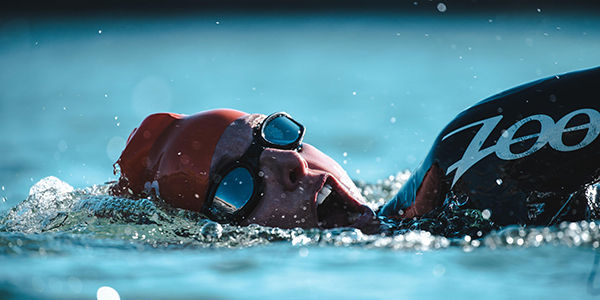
[315,177,380,234]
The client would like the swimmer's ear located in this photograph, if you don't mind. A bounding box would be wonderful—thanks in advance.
[113,113,185,196]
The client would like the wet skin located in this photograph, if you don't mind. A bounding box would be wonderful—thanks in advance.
[211,114,381,234]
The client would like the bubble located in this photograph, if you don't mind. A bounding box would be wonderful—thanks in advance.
[58,140,68,153]
[432,264,446,277]
[390,117,396,123]
[437,3,447,12]
[200,222,223,240]
[97,286,120,300]
[32,276,44,292]
[107,136,126,162]
[496,178,503,185]
[68,277,82,293]
[525,38,534,47]
[299,247,309,257]
[131,77,172,117]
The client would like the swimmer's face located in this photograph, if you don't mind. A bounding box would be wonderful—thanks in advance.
[211,114,380,233]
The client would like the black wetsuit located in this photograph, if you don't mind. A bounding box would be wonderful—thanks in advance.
[379,66,600,226]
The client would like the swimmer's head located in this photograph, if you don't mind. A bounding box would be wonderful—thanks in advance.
[112,109,380,234]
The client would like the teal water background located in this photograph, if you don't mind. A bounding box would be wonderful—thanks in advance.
[2,6,600,299]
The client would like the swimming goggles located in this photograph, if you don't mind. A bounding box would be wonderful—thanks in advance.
[202,112,306,224]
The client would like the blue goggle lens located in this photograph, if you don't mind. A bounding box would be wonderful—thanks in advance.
[213,167,254,212]
[262,115,302,146]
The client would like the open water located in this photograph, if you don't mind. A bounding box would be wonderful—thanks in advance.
[2,5,600,299]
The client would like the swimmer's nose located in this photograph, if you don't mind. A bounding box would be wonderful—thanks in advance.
[260,148,308,191]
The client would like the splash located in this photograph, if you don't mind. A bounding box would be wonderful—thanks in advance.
[1,176,600,254]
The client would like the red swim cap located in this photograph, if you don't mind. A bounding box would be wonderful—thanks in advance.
[112,109,247,212]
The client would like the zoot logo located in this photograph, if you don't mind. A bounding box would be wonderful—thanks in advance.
[442,108,600,188]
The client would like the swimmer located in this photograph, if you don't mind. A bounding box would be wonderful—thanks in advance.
[111,111,382,234]
[112,66,600,233]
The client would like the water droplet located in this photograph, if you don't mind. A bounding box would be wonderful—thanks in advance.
[437,3,446,12]
[97,286,120,300]
[390,117,396,123]
[496,178,503,185]
[98,30,102,34]
[482,209,491,219]
[343,152,347,157]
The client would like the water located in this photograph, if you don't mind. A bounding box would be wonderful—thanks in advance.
[2,7,600,299]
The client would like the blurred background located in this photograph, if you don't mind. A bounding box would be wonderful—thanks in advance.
[1,0,600,212]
